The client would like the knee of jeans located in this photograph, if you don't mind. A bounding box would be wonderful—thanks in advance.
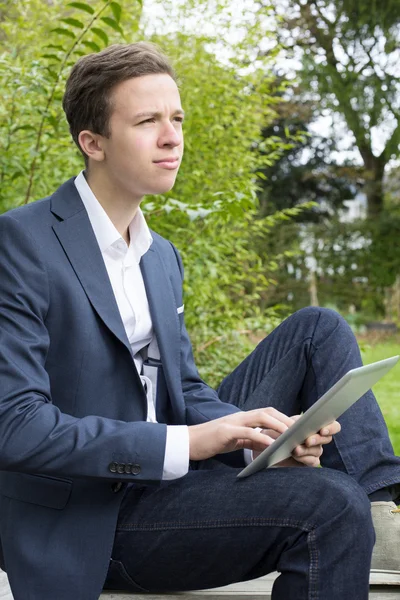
[295,306,339,326]
[323,472,374,535]
[297,306,354,343]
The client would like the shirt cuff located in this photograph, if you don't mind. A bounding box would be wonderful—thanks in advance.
[244,448,253,465]
[162,425,189,480]
[244,427,263,465]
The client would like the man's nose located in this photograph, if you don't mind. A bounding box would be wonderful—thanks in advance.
[158,121,182,147]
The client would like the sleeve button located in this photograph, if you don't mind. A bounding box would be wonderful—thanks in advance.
[124,463,132,474]
[132,464,141,475]
[117,463,125,474]
[109,462,118,473]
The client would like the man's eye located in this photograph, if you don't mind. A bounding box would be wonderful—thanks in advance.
[174,117,184,123]
[139,118,155,124]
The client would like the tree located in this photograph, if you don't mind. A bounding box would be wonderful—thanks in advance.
[257,94,359,217]
[263,0,400,218]
[254,90,363,312]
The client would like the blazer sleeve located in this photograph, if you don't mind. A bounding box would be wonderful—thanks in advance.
[0,214,167,483]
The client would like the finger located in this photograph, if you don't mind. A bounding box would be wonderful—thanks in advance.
[319,421,341,436]
[248,414,291,436]
[305,433,333,447]
[234,426,276,451]
[292,444,323,458]
[292,416,331,449]
[295,455,321,467]
[257,412,295,433]
[247,407,296,430]
[260,428,279,440]
[292,448,323,464]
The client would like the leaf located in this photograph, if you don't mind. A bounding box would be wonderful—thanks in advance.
[81,40,101,52]
[33,84,49,95]
[50,27,76,39]
[11,171,24,182]
[42,53,62,62]
[91,27,109,46]
[110,2,122,23]
[100,16,123,34]
[47,115,59,129]
[45,68,59,81]
[66,1,95,14]
[43,44,66,51]
[11,124,37,133]
[61,18,85,29]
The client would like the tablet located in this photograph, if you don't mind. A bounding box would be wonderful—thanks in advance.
[237,355,399,478]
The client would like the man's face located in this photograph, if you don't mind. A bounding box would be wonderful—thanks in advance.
[97,73,184,201]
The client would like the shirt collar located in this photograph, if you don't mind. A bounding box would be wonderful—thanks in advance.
[74,170,153,262]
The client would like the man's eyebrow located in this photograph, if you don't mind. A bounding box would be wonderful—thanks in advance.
[133,109,186,120]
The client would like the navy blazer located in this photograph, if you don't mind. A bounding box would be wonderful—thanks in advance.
[0,178,243,600]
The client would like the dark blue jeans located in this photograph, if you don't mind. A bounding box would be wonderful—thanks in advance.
[105,308,400,599]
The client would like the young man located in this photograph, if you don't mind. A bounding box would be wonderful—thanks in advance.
[0,42,399,600]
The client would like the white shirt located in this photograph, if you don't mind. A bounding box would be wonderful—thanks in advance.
[74,171,189,480]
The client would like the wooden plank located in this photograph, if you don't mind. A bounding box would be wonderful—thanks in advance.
[0,573,12,600]
[368,589,400,599]
[2,570,400,599]
[100,575,276,599]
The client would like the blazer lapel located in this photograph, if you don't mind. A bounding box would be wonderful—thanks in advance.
[50,179,132,354]
[140,246,181,393]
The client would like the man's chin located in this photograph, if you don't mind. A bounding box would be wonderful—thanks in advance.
[148,180,177,196]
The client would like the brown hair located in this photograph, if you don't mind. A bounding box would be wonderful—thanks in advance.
[62,42,177,163]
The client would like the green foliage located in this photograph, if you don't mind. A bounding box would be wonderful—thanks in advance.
[248,0,400,320]
[257,96,359,216]
[253,93,366,315]
[268,0,400,217]
[361,339,400,455]
[140,34,293,377]
[0,0,126,208]
[0,0,296,382]
[360,208,400,290]
[268,206,400,318]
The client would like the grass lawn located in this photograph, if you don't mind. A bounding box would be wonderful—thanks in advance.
[359,336,400,456]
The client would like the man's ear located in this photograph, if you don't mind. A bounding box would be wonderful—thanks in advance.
[78,130,105,163]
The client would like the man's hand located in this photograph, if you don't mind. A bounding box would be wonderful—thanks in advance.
[188,408,294,461]
[255,416,341,468]
[188,408,341,467]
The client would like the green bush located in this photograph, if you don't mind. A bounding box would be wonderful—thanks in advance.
[0,0,297,381]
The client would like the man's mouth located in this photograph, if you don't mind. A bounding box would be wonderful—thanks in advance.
[154,157,180,169]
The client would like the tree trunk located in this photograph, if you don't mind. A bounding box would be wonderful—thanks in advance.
[309,269,319,306]
[360,152,386,218]
[384,275,400,322]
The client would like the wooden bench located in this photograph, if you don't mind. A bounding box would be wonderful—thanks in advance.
[2,570,400,598]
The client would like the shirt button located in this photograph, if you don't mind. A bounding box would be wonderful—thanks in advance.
[108,462,118,473]
[132,464,141,476]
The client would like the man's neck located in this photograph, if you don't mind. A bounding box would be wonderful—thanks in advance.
[85,169,141,245]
